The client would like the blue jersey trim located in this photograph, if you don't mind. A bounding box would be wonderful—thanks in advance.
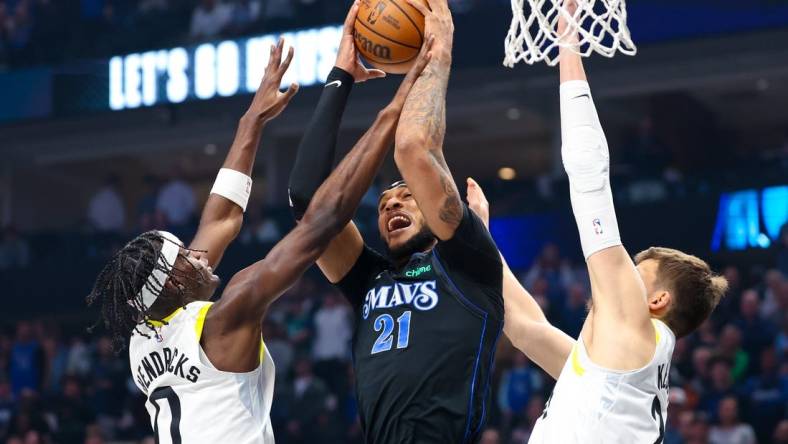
[432,249,489,444]
[476,322,504,436]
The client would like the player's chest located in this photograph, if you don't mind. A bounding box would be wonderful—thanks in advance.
[360,257,443,321]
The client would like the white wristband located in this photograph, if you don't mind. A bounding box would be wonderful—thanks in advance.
[210,168,252,212]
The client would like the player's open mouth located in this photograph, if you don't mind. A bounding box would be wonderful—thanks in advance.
[387,212,412,234]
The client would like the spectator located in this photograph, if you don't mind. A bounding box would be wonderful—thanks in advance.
[742,347,788,442]
[734,289,776,371]
[775,419,788,444]
[260,0,295,30]
[156,172,196,229]
[497,353,544,421]
[0,226,31,270]
[51,376,94,443]
[522,243,573,295]
[665,387,688,444]
[761,269,785,322]
[90,336,126,434]
[559,283,587,338]
[264,321,294,378]
[777,317,788,362]
[0,380,13,437]
[189,0,233,39]
[227,0,261,35]
[708,396,756,444]
[699,356,737,421]
[717,324,749,382]
[9,322,42,397]
[714,266,742,324]
[689,346,713,396]
[479,428,501,444]
[137,175,165,232]
[40,336,67,394]
[281,357,331,443]
[87,175,126,233]
[686,412,711,444]
[311,291,352,395]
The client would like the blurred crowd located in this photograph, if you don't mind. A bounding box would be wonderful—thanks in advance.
[1,238,786,444]
[0,0,484,68]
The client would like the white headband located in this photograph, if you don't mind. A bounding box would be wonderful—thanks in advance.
[137,230,183,311]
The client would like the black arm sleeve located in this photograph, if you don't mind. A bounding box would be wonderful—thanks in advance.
[288,67,355,219]
[435,204,503,288]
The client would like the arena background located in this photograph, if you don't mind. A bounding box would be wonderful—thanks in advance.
[0,0,787,442]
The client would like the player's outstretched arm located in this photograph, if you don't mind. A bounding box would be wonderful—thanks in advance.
[394,0,462,241]
[189,39,298,269]
[467,178,574,379]
[288,2,385,283]
[201,44,434,372]
[557,4,653,368]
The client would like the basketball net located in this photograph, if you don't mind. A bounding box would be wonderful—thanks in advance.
[503,0,636,67]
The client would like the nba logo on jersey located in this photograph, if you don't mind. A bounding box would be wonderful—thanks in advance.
[593,218,603,235]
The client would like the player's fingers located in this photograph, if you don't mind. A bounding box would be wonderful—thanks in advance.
[343,1,360,35]
[281,83,299,102]
[265,42,278,72]
[406,0,430,16]
[279,45,294,75]
[367,69,387,79]
[272,37,284,66]
[407,34,435,74]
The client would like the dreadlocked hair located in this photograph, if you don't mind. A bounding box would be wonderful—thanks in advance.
[86,231,205,352]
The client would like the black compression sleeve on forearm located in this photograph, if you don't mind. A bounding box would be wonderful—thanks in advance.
[288,67,355,220]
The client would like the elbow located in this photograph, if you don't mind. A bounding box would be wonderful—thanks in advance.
[393,138,430,169]
[301,197,346,240]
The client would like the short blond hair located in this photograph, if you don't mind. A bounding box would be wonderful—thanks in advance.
[634,247,728,338]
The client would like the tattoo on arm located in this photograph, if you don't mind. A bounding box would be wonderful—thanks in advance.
[429,150,462,226]
[399,59,463,228]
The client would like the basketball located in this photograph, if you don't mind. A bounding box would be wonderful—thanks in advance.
[354,0,426,74]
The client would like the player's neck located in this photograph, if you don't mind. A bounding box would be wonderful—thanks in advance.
[392,241,437,269]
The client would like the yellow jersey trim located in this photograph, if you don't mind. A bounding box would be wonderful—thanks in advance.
[571,344,585,376]
[147,307,184,327]
[652,320,661,344]
[192,302,265,365]
[194,303,213,342]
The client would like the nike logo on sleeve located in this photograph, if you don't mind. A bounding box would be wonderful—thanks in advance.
[325,80,342,88]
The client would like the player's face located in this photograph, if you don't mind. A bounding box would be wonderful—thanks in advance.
[377,186,427,252]
[178,250,221,301]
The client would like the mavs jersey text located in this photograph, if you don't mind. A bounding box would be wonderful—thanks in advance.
[336,205,504,444]
[129,301,276,443]
[529,320,676,444]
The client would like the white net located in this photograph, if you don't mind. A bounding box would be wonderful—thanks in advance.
[503,0,637,67]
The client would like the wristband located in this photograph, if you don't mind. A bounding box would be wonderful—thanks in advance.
[211,168,253,212]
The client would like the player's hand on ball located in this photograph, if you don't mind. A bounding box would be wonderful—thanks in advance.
[247,38,299,122]
[387,34,434,111]
[466,177,490,229]
[337,1,387,83]
[406,0,454,56]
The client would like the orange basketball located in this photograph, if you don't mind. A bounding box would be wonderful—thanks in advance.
[354,0,426,74]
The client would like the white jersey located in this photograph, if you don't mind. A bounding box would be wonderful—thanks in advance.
[529,320,675,444]
[129,301,275,444]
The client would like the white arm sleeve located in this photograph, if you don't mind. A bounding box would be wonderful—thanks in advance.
[560,80,622,260]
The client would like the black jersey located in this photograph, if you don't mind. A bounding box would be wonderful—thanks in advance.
[336,205,504,444]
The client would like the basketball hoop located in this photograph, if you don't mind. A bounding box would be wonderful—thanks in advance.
[503,0,637,67]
